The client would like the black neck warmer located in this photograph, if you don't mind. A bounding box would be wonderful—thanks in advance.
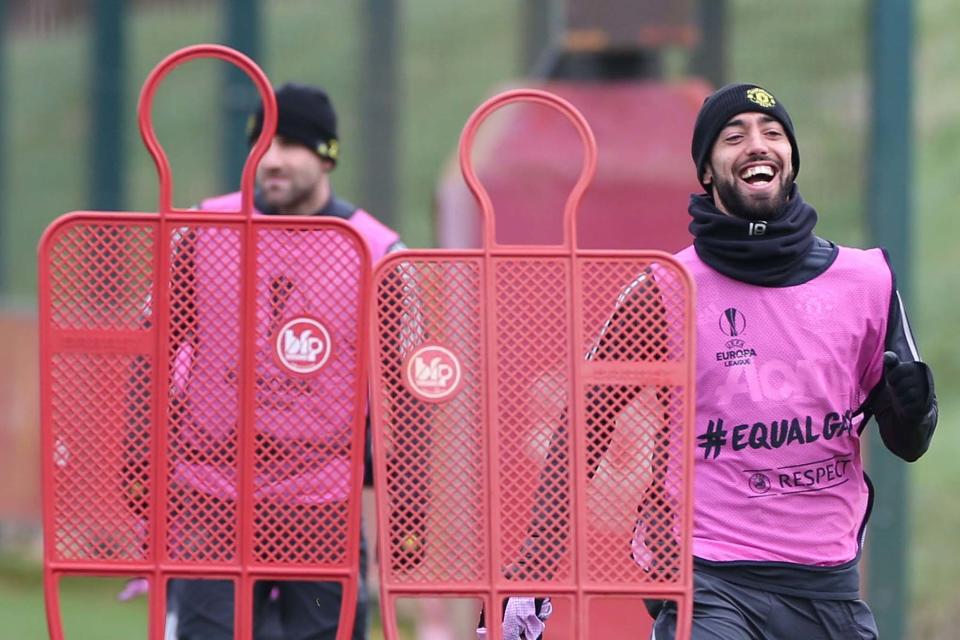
[689,186,821,286]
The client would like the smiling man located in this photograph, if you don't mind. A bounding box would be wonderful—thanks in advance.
[645,84,939,639]
[702,113,793,221]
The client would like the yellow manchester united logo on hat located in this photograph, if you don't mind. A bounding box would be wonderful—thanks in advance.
[746,87,776,108]
[317,139,339,160]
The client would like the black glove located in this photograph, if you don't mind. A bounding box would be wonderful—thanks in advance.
[882,351,931,421]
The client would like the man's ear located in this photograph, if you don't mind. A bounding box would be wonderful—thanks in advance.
[702,164,713,186]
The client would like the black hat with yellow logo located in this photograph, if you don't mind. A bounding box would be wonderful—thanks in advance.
[248,82,340,166]
[691,83,798,189]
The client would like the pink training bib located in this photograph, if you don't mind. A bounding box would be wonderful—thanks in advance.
[675,245,890,566]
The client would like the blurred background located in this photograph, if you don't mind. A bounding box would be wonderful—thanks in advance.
[1,0,957,638]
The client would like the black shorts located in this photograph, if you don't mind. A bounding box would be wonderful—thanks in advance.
[170,534,369,640]
[652,570,878,640]
[170,577,368,640]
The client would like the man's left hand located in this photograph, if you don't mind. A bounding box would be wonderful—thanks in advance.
[883,351,931,420]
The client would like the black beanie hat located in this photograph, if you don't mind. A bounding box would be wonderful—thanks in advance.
[691,83,799,189]
[248,82,339,165]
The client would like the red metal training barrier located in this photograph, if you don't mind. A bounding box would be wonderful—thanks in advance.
[39,44,370,639]
[369,89,696,639]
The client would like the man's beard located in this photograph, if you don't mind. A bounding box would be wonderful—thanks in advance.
[261,181,312,213]
[713,175,792,221]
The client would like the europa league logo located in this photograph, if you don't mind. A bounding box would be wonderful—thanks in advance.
[719,308,746,338]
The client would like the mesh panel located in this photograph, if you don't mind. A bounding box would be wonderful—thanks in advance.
[166,225,240,563]
[47,224,154,330]
[51,352,151,562]
[579,259,691,586]
[375,259,488,584]
[44,221,156,563]
[371,252,693,614]
[252,227,364,566]
[493,258,573,584]
[42,217,370,601]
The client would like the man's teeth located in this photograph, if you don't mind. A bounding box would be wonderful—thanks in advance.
[741,165,775,179]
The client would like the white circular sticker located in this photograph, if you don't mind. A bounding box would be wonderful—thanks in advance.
[274,316,332,375]
[404,345,463,402]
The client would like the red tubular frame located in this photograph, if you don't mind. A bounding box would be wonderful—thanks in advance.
[39,45,368,639]
[370,89,695,639]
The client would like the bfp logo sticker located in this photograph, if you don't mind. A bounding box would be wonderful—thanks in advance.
[404,345,463,402]
[274,316,332,375]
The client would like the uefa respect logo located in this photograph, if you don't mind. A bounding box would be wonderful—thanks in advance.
[403,344,463,402]
[274,316,332,375]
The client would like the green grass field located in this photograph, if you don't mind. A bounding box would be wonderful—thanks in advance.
[3,0,959,637]
[0,563,149,639]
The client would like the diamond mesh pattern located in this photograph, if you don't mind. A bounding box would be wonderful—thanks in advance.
[579,259,690,586]
[51,352,152,562]
[43,221,156,564]
[43,217,370,580]
[47,223,154,330]
[493,259,573,584]
[252,227,364,566]
[371,253,693,607]
[166,225,240,563]
[373,259,488,584]
[580,260,688,364]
